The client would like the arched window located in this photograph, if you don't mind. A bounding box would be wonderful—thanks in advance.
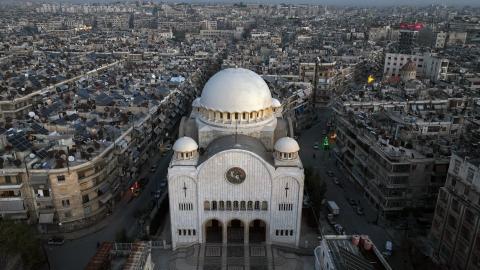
[254,201,260,210]
[234,113,238,120]
[290,230,294,236]
[240,201,246,210]
[227,113,231,120]
[233,201,239,210]
[261,201,268,210]
[250,112,254,119]
[204,201,210,211]
[247,201,253,210]
[212,201,217,210]
[219,201,225,210]
[226,201,232,210]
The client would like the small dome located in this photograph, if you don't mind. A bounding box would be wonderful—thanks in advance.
[272,98,281,108]
[173,137,198,152]
[200,68,273,113]
[400,61,416,72]
[274,137,300,153]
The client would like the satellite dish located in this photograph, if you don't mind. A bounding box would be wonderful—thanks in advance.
[29,153,36,159]
[21,88,25,92]
[68,156,75,162]
[28,111,36,118]
[34,115,39,120]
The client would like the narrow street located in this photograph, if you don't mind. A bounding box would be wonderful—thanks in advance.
[45,151,173,270]
[298,107,409,269]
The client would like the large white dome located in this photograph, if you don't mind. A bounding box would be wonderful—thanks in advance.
[200,68,272,113]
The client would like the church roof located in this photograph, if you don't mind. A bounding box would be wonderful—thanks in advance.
[199,134,273,165]
[199,68,273,113]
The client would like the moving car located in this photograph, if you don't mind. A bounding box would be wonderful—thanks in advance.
[150,165,157,173]
[313,142,319,149]
[47,236,65,246]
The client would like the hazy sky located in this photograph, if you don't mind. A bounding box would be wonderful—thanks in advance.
[6,0,480,6]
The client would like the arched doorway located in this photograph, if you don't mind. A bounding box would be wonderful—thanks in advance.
[249,219,266,243]
[227,219,244,243]
[205,219,223,243]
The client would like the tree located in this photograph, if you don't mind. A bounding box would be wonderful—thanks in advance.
[0,221,45,269]
[304,167,327,211]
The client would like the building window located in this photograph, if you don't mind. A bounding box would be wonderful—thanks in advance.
[247,201,253,210]
[254,201,260,210]
[233,201,239,210]
[219,201,225,210]
[204,201,210,211]
[467,168,475,183]
[212,201,217,210]
[226,201,232,210]
[453,160,461,174]
[64,211,72,218]
[240,201,246,210]
[62,199,70,208]
[261,201,268,210]
[5,176,11,184]
[82,194,89,203]
[57,175,66,182]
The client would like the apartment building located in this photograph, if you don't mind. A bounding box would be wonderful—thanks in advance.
[430,137,480,270]
[0,56,215,232]
[334,112,449,217]
[383,52,449,82]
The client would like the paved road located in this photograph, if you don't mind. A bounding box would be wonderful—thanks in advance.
[298,107,410,269]
[45,151,172,270]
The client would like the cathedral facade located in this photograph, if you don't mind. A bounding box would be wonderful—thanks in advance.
[168,68,304,249]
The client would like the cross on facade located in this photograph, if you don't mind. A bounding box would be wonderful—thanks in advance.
[183,182,187,198]
[285,182,289,198]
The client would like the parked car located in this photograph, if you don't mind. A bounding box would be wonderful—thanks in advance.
[313,142,319,149]
[333,177,340,185]
[334,224,345,235]
[47,236,65,246]
[356,206,365,215]
[150,165,157,173]
[159,180,167,189]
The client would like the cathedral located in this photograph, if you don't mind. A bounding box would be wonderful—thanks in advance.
[167,68,304,249]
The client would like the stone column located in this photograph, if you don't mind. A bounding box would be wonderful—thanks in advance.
[244,223,249,244]
[223,223,228,244]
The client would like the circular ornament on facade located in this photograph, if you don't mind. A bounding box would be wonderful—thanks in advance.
[225,167,246,184]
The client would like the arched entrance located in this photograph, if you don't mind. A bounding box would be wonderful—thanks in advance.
[249,219,266,243]
[205,219,223,243]
[227,219,244,243]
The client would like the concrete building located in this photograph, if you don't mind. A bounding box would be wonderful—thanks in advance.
[314,235,392,270]
[430,138,480,270]
[383,52,449,82]
[168,68,304,249]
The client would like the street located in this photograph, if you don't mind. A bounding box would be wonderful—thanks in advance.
[298,107,410,269]
[45,151,173,270]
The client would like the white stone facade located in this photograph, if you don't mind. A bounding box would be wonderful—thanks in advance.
[168,68,304,249]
